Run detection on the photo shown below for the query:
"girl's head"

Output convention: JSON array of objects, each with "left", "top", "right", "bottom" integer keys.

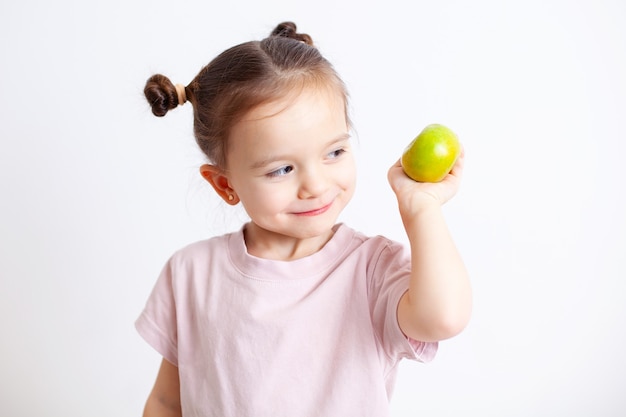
[
  {"left": 144, "top": 22, "right": 350, "bottom": 169},
  {"left": 144, "top": 22, "right": 355, "bottom": 254}
]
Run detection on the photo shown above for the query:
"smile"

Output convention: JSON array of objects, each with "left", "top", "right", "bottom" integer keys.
[{"left": 294, "top": 201, "right": 333, "bottom": 217}]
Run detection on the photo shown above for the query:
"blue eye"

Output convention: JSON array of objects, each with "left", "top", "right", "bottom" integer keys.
[
  {"left": 267, "top": 165, "right": 294, "bottom": 178},
  {"left": 328, "top": 148, "right": 346, "bottom": 159}
]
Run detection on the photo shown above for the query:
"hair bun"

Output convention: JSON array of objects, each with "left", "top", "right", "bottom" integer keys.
[
  {"left": 271, "top": 21, "right": 313, "bottom": 46},
  {"left": 144, "top": 74, "right": 182, "bottom": 117}
]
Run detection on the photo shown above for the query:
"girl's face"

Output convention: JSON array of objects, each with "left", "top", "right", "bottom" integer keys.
[{"left": 222, "top": 87, "right": 356, "bottom": 258}]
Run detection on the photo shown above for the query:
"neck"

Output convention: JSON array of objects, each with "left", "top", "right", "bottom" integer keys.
[{"left": 243, "top": 223, "right": 336, "bottom": 261}]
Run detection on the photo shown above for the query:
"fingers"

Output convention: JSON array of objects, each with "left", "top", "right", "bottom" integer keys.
[
  {"left": 387, "top": 158, "right": 408, "bottom": 192},
  {"left": 448, "top": 146, "right": 465, "bottom": 180}
]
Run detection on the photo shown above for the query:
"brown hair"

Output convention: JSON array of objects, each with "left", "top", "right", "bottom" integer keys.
[{"left": 144, "top": 22, "right": 349, "bottom": 168}]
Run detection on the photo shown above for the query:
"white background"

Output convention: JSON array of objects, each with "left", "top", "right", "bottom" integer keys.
[{"left": 1, "top": 0, "right": 625, "bottom": 416}]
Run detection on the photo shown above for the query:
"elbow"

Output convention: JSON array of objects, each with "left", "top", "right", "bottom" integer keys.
[
  {"left": 416, "top": 309, "right": 471, "bottom": 342},
  {"left": 432, "top": 281, "right": 474, "bottom": 340},
  {"left": 431, "top": 308, "right": 472, "bottom": 340},
  {"left": 434, "top": 294, "right": 473, "bottom": 340},
  {"left": 400, "top": 294, "right": 472, "bottom": 342}
]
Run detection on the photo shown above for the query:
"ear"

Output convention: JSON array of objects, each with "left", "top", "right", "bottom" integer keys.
[{"left": 199, "top": 164, "right": 240, "bottom": 205}]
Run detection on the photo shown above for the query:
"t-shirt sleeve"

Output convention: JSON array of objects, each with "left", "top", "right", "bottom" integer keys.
[
  {"left": 368, "top": 238, "right": 438, "bottom": 363},
  {"left": 135, "top": 259, "right": 179, "bottom": 366}
]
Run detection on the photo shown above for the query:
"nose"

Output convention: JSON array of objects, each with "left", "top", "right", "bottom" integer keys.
[{"left": 297, "top": 166, "right": 327, "bottom": 199}]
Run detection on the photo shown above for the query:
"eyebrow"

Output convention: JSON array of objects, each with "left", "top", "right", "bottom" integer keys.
[{"left": 249, "top": 133, "right": 351, "bottom": 170}]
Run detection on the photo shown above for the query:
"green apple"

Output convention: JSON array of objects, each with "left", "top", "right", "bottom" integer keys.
[{"left": 401, "top": 124, "right": 460, "bottom": 182}]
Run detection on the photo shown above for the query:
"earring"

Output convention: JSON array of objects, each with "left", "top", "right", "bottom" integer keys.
[{"left": 228, "top": 194, "right": 234, "bottom": 201}]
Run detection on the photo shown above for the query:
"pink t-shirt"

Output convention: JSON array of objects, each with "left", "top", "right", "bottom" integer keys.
[{"left": 136, "top": 223, "right": 436, "bottom": 416}]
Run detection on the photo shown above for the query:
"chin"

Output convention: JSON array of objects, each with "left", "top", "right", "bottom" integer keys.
[{"left": 280, "top": 216, "right": 339, "bottom": 240}]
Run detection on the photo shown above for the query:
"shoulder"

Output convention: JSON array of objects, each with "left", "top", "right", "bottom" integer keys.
[
  {"left": 339, "top": 224, "right": 406, "bottom": 257},
  {"left": 151, "top": 230, "right": 243, "bottom": 297},
  {"left": 166, "top": 229, "right": 240, "bottom": 269},
  {"left": 335, "top": 224, "right": 409, "bottom": 270}
]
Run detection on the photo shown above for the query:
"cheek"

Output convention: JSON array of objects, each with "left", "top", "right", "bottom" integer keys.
[
  {"left": 240, "top": 183, "right": 292, "bottom": 214},
  {"left": 337, "top": 158, "right": 357, "bottom": 189}
]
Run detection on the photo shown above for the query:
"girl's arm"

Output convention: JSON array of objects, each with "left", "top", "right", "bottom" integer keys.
[
  {"left": 387, "top": 150, "right": 472, "bottom": 342},
  {"left": 143, "top": 358, "right": 182, "bottom": 417}
]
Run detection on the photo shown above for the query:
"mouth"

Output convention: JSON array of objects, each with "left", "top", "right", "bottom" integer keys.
[{"left": 294, "top": 201, "right": 333, "bottom": 217}]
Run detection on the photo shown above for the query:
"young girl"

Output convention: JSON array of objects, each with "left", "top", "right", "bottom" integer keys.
[{"left": 137, "top": 22, "right": 471, "bottom": 417}]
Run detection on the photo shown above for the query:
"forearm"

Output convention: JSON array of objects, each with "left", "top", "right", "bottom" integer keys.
[
  {"left": 398, "top": 202, "right": 472, "bottom": 342},
  {"left": 143, "top": 359, "right": 182, "bottom": 417},
  {"left": 143, "top": 393, "right": 182, "bottom": 417}
]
